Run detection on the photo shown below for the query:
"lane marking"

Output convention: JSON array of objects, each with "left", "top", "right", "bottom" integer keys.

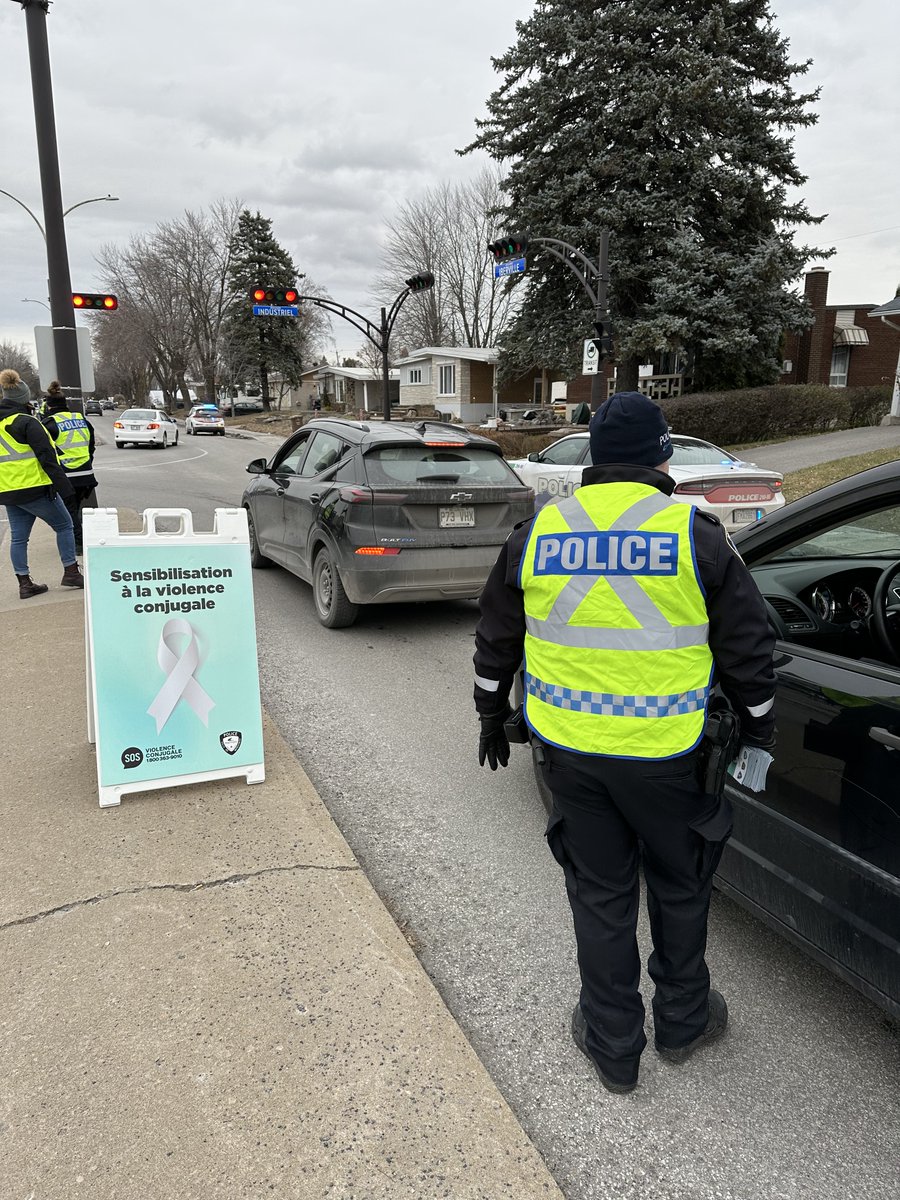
[{"left": 98, "top": 447, "right": 208, "bottom": 470}]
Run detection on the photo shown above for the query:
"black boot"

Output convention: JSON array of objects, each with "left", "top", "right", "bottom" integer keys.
[
  {"left": 16, "top": 574, "right": 49, "bottom": 599},
  {"left": 60, "top": 563, "right": 85, "bottom": 589}
]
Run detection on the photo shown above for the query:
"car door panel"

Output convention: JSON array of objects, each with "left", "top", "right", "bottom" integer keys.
[{"left": 719, "top": 646, "right": 900, "bottom": 1017}]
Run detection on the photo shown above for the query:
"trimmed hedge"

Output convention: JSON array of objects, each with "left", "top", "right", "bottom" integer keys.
[
  {"left": 658, "top": 385, "right": 891, "bottom": 445},
  {"left": 477, "top": 385, "right": 891, "bottom": 454}
]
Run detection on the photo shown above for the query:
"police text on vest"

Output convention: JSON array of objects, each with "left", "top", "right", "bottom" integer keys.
[{"left": 534, "top": 531, "right": 678, "bottom": 576}]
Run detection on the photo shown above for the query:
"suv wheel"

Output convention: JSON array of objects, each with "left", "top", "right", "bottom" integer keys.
[
  {"left": 246, "top": 510, "right": 271, "bottom": 569},
  {"left": 312, "top": 547, "right": 359, "bottom": 628}
]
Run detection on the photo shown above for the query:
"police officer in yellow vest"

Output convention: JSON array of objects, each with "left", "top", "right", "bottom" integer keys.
[
  {"left": 0, "top": 368, "right": 83, "bottom": 598},
  {"left": 41, "top": 380, "right": 98, "bottom": 555},
  {"left": 473, "top": 392, "right": 776, "bottom": 1094}
]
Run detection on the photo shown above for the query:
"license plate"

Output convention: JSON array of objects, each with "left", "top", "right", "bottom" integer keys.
[
  {"left": 439, "top": 506, "right": 475, "bottom": 528},
  {"left": 127, "top": 424, "right": 139, "bottom": 430},
  {"left": 733, "top": 508, "right": 762, "bottom": 522}
]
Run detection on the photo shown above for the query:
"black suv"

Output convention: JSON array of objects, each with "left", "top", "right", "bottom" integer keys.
[{"left": 242, "top": 418, "right": 534, "bottom": 627}]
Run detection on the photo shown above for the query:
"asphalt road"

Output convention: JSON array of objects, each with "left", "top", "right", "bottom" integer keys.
[
  {"left": 93, "top": 422, "right": 900, "bottom": 1200},
  {"left": 737, "top": 422, "right": 900, "bottom": 474}
]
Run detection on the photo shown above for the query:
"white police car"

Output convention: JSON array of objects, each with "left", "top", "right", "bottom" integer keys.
[{"left": 507, "top": 433, "right": 784, "bottom": 530}]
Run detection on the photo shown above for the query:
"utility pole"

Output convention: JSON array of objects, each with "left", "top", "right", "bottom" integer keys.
[{"left": 13, "top": 0, "right": 82, "bottom": 398}]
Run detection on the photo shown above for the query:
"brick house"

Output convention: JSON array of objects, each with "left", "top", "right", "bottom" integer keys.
[{"left": 781, "top": 268, "right": 900, "bottom": 390}]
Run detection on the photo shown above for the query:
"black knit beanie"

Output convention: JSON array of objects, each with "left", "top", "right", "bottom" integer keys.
[{"left": 589, "top": 391, "right": 673, "bottom": 467}]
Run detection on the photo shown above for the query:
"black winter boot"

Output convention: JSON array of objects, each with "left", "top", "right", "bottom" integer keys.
[
  {"left": 60, "top": 563, "right": 84, "bottom": 589},
  {"left": 16, "top": 574, "right": 49, "bottom": 599}
]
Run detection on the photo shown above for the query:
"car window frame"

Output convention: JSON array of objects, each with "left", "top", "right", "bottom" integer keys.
[
  {"left": 541, "top": 436, "right": 588, "bottom": 467},
  {"left": 272, "top": 432, "right": 313, "bottom": 477},
  {"left": 299, "top": 431, "right": 349, "bottom": 479}
]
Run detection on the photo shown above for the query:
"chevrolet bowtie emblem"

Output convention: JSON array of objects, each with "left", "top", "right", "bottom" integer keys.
[{"left": 449, "top": 492, "right": 474, "bottom": 502}]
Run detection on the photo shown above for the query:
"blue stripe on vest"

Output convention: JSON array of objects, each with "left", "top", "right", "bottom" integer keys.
[
  {"left": 526, "top": 674, "right": 709, "bottom": 717},
  {"left": 533, "top": 530, "right": 678, "bottom": 576}
]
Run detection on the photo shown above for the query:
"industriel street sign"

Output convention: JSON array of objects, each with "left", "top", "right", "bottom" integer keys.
[
  {"left": 253, "top": 304, "right": 299, "bottom": 318},
  {"left": 493, "top": 256, "right": 527, "bottom": 279},
  {"left": 582, "top": 337, "right": 600, "bottom": 375}
]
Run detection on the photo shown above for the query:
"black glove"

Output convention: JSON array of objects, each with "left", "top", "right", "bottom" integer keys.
[
  {"left": 742, "top": 726, "right": 776, "bottom": 751},
  {"left": 478, "top": 704, "right": 512, "bottom": 771}
]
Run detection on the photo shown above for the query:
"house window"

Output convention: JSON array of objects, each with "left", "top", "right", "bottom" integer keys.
[
  {"left": 829, "top": 346, "right": 850, "bottom": 388},
  {"left": 438, "top": 364, "right": 456, "bottom": 396},
  {"left": 407, "top": 368, "right": 423, "bottom": 385}
]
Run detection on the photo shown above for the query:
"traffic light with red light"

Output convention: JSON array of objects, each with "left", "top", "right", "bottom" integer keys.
[
  {"left": 72, "top": 292, "right": 118, "bottom": 311},
  {"left": 487, "top": 232, "right": 529, "bottom": 262},
  {"left": 404, "top": 272, "right": 435, "bottom": 292},
  {"left": 251, "top": 287, "right": 299, "bottom": 305}
]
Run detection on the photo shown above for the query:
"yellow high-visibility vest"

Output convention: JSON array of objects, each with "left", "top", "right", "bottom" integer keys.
[
  {"left": 0, "top": 414, "right": 52, "bottom": 494},
  {"left": 520, "top": 482, "right": 713, "bottom": 759},
  {"left": 48, "top": 410, "right": 91, "bottom": 469}
]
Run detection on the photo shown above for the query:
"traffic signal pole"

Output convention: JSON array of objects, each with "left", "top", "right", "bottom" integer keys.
[
  {"left": 490, "top": 231, "right": 612, "bottom": 411},
  {"left": 294, "top": 275, "right": 433, "bottom": 421},
  {"left": 14, "top": 0, "right": 82, "bottom": 398}
]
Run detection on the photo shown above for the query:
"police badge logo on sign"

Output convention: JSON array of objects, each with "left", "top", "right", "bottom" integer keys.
[{"left": 219, "top": 730, "right": 242, "bottom": 755}]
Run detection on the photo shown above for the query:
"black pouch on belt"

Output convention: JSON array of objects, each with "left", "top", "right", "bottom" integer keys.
[{"left": 699, "top": 708, "right": 739, "bottom": 798}]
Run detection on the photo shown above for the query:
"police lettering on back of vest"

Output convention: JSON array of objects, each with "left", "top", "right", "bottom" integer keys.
[
  {"left": 49, "top": 410, "right": 91, "bottom": 470},
  {"left": 534, "top": 530, "right": 678, "bottom": 577}
]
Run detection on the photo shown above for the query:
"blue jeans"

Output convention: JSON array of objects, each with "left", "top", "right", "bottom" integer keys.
[{"left": 4, "top": 494, "right": 77, "bottom": 575}]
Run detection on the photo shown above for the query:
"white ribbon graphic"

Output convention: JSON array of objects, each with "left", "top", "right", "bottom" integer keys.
[{"left": 147, "top": 617, "right": 215, "bottom": 734}]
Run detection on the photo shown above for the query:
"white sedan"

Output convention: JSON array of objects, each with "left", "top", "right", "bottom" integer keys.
[
  {"left": 113, "top": 408, "right": 180, "bottom": 449},
  {"left": 507, "top": 433, "right": 784, "bottom": 529}
]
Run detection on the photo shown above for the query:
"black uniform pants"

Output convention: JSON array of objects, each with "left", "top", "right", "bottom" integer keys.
[
  {"left": 541, "top": 742, "right": 732, "bottom": 1084},
  {"left": 64, "top": 483, "right": 96, "bottom": 553}
]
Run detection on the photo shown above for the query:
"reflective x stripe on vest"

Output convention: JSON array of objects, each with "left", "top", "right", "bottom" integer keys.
[
  {"left": 50, "top": 410, "right": 91, "bottom": 469},
  {"left": 0, "top": 414, "right": 52, "bottom": 494},
  {"left": 519, "top": 484, "right": 713, "bottom": 759}
]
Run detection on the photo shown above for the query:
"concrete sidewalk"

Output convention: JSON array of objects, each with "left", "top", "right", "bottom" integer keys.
[{"left": 0, "top": 519, "right": 564, "bottom": 1200}]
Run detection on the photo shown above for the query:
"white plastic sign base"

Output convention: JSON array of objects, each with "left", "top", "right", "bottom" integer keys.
[{"left": 83, "top": 508, "right": 266, "bottom": 807}]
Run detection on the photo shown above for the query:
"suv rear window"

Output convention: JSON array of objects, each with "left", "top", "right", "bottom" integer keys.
[{"left": 363, "top": 445, "right": 520, "bottom": 487}]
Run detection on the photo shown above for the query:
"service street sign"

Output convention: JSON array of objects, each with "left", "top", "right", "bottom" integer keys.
[
  {"left": 493, "top": 256, "right": 527, "bottom": 279},
  {"left": 583, "top": 337, "right": 601, "bottom": 375},
  {"left": 253, "top": 304, "right": 299, "bottom": 318}
]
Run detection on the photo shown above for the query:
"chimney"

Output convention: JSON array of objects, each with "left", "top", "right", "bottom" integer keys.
[{"left": 797, "top": 267, "right": 830, "bottom": 385}]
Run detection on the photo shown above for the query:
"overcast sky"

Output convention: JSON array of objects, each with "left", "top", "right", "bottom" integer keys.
[{"left": 1, "top": 0, "right": 898, "bottom": 367}]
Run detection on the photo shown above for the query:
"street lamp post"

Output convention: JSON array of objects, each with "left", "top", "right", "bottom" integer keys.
[
  {"left": 294, "top": 275, "right": 434, "bottom": 421},
  {"left": 0, "top": 188, "right": 118, "bottom": 244},
  {"left": 8, "top": 0, "right": 118, "bottom": 398}
]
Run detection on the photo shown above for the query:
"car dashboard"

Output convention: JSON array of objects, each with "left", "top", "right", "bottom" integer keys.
[{"left": 752, "top": 558, "right": 899, "bottom": 657}]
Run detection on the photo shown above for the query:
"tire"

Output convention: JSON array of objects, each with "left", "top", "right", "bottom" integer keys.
[
  {"left": 246, "top": 510, "right": 272, "bottom": 569},
  {"left": 312, "top": 547, "right": 359, "bottom": 628},
  {"left": 219, "top": 430, "right": 225, "bottom": 436},
  {"left": 186, "top": 426, "right": 192, "bottom": 435},
  {"left": 115, "top": 441, "right": 124, "bottom": 449},
  {"left": 174, "top": 433, "right": 179, "bottom": 446},
  {"left": 161, "top": 434, "right": 168, "bottom": 448}
]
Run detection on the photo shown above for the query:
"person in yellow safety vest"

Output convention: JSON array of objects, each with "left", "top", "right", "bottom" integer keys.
[
  {"left": 41, "top": 380, "right": 98, "bottom": 555},
  {"left": 473, "top": 391, "right": 776, "bottom": 1094},
  {"left": 0, "top": 368, "right": 83, "bottom": 599}
]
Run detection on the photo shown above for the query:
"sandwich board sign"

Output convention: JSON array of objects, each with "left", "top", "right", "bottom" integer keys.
[{"left": 83, "top": 507, "right": 265, "bottom": 807}]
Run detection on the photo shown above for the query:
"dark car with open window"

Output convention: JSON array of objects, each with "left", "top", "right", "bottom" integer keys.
[{"left": 242, "top": 417, "right": 535, "bottom": 628}]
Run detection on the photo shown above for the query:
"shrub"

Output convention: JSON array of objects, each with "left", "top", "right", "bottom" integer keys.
[{"left": 659, "top": 385, "right": 891, "bottom": 445}]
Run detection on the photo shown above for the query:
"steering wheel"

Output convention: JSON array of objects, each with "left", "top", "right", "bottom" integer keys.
[{"left": 870, "top": 560, "right": 900, "bottom": 665}]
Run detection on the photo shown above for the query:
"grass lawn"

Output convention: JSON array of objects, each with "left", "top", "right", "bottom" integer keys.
[{"left": 783, "top": 448, "right": 900, "bottom": 502}]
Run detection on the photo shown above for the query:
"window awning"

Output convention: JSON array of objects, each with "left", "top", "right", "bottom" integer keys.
[{"left": 833, "top": 326, "right": 870, "bottom": 347}]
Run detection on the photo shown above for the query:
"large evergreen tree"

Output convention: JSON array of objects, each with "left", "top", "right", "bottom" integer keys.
[
  {"left": 463, "top": 0, "right": 828, "bottom": 392},
  {"left": 224, "top": 211, "right": 306, "bottom": 409}
]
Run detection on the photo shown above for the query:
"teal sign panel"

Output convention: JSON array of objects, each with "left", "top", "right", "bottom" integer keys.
[{"left": 86, "top": 542, "right": 264, "bottom": 789}]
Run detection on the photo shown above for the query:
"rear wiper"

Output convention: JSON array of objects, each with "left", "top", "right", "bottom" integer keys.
[{"left": 417, "top": 473, "right": 461, "bottom": 482}]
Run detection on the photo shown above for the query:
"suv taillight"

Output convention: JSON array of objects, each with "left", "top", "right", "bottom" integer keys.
[{"left": 339, "top": 487, "right": 374, "bottom": 503}]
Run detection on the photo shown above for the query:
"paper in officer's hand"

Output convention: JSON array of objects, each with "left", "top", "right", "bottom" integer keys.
[{"left": 728, "top": 744, "right": 773, "bottom": 793}]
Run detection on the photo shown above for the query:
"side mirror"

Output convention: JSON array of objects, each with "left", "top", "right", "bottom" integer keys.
[
  {"left": 245, "top": 458, "right": 268, "bottom": 474},
  {"left": 527, "top": 452, "right": 541, "bottom": 462}
]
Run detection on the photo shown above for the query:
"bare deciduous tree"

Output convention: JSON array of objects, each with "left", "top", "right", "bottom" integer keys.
[{"left": 373, "top": 166, "right": 518, "bottom": 352}]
